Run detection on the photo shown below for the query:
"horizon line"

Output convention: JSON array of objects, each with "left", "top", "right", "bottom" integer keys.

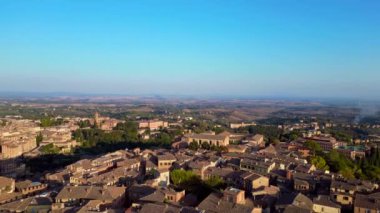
[{"left": 0, "top": 90, "right": 379, "bottom": 103}]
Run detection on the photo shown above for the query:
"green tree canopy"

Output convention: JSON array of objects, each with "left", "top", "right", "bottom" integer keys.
[
  {"left": 189, "top": 141, "right": 199, "bottom": 151},
  {"left": 36, "top": 133, "right": 43, "bottom": 147},
  {"left": 40, "top": 143, "right": 60, "bottom": 154},
  {"left": 201, "top": 142, "right": 211, "bottom": 150},
  {"left": 170, "top": 169, "right": 199, "bottom": 186},
  {"left": 310, "top": 156, "right": 329, "bottom": 170},
  {"left": 304, "top": 140, "right": 322, "bottom": 156}
]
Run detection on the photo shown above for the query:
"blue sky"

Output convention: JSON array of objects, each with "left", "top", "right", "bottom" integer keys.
[{"left": 0, "top": 0, "right": 379, "bottom": 99}]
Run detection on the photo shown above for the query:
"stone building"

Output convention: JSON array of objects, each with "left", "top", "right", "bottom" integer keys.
[
  {"left": 138, "top": 120, "right": 168, "bottom": 130},
  {"left": 184, "top": 131, "right": 230, "bottom": 147}
]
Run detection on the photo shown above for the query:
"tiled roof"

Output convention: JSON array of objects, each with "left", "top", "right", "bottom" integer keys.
[
  {"left": 56, "top": 186, "right": 125, "bottom": 201},
  {"left": 354, "top": 193, "right": 380, "bottom": 210},
  {"left": 313, "top": 195, "right": 340, "bottom": 208},
  {"left": 197, "top": 192, "right": 255, "bottom": 213}
]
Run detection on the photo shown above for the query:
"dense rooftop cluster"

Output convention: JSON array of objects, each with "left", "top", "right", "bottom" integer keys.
[{"left": 0, "top": 111, "right": 380, "bottom": 212}]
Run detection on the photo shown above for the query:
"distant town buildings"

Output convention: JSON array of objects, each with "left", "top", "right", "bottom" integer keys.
[
  {"left": 0, "top": 109, "right": 379, "bottom": 213},
  {"left": 243, "top": 134, "right": 265, "bottom": 148},
  {"left": 92, "top": 112, "right": 120, "bottom": 131},
  {"left": 138, "top": 120, "right": 168, "bottom": 130},
  {"left": 305, "top": 135, "right": 339, "bottom": 152},
  {"left": 230, "top": 122, "right": 256, "bottom": 129},
  {"left": 40, "top": 126, "right": 78, "bottom": 153},
  {"left": 0, "top": 119, "right": 39, "bottom": 159}
]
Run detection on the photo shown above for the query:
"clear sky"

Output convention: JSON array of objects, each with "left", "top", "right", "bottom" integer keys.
[{"left": 0, "top": 0, "right": 379, "bottom": 99}]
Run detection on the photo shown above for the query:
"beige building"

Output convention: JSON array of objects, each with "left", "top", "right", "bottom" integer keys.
[
  {"left": 243, "top": 134, "right": 265, "bottom": 147},
  {"left": 230, "top": 122, "right": 256, "bottom": 129},
  {"left": 330, "top": 181, "right": 356, "bottom": 205},
  {"left": 0, "top": 137, "right": 37, "bottom": 158},
  {"left": 247, "top": 173, "right": 269, "bottom": 190},
  {"left": 0, "top": 119, "right": 40, "bottom": 159},
  {"left": 41, "top": 127, "right": 78, "bottom": 153},
  {"left": 198, "top": 187, "right": 262, "bottom": 213},
  {"left": 305, "top": 136, "right": 338, "bottom": 152},
  {"left": 138, "top": 120, "right": 168, "bottom": 130},
  {"left": 163, "top": 188, "right": 185, "bottom": 203},
  {"left": 239, "top": 172, "right": 269, "bottom": 195},
  {"left": 240, "top": 158, "right": 276, "bottom": 175},
  {"left": 0, "top": 176, "right": 15, "bottom": 194},
  {"left": 223, "top": 187, "right": 246, "bottom": 205},
  {"left": 92, "top": 112, "right": 120, "bottom": 131},
  {"left": 354, "top": 193, "right": 380, "bottom": 213},
  {"left": 184, "top": 131, "right": 230, "bottom": 147},
  {"left": 54, "top": 186, "right": 126, "bottom": 209},
  {"left": 152, "top": 169, "right": 170, "bottom": 187},
  {"left": 156, "top": 153, "right": 176, "bottom": 170},
  {"left": 189, "top": 160, "right": 216, "bottom": 180},
  {"left": 227, "top": 144, "right": 248, "bottom": 153},
  {"left": 15, "top": 180, "right": 47, "bottom": 195},
  {"left": 313, "top": 195, "right": 341, "bottom": 213}
]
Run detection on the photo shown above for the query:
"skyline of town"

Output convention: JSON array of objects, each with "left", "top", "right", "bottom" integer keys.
[
  {"left": 1, "top": 0, "right": 380, "bottom": 99},
  {"left": 1, "top": 1, "right": 380, "bottom": 212},
  {"left": 1, "top": 100, "right": 380, "bottom": 212}
]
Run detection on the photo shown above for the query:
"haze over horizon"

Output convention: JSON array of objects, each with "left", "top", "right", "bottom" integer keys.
[{"left": 1, "top": 0, "right": 379, "bottom": 99}]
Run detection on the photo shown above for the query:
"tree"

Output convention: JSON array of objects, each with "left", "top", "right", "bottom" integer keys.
[
  {"left": 40, "top": 116, "right": 64, "bottom": 127},
  {"left": 218, "top": 146, "right": 228, "bottom": 153},
  {"left": 170, "top": 170, "right": 199, "bottom": 186},
  {"left": 326, "top": 150, "right": 356, "bottom": 179},
  {"left": 212, "top": 127, "right": 225, "bottom": 134},
  {"left": 205, "top": 176, "right": 225, "bottom": 190},
  {"left": 357, "top": 147, "right": 380, "bottom": 181},
  {"left": 310, "top": 156, "right": 329, "bottom": 170},
  {"left": 36, "top": 133, "right": 43, "bottom": 147},
  {"left": 201, "top": 142, "right": 211, "bottom": 150},
  {"left": 289, "top": 132, "right": 301, "bottom": 141},
  {"left": 304, "top": 140, "right": 322, "bottom": 156},
  {"left": 210, "top": 144, "right": 218, "bottom": 151},
  {"left": 340, "top": 167, "right": 356, "bottom": 180},
  {"left": 116, "top": 121, "right": 139, "bottom": 142},
  {"left": 246, "top": 125, "right": 282, "bottom": 140},
  {"left": 170, "top": 169, "right": 219, "bottom": 201},
  {"left": 78, "top": 120, "right": 91, "bottom": 128},
  {"left": 40, "top": 117, "right": 55, "bottom": 127},
  {"left": 40, "top": 143, "right": 60, "bottom": 154},
  {"left": 281, "top": 130, "right": 302, "bottom": 141},
  {"left": 189, "top": 141, "right": 199, "bottom": 151},
  {"left": 156, "top": 132, "right": 172, "bottom": 147},
  {"left": 270, "top": 138, "right": 280, "bottom": 146}
]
